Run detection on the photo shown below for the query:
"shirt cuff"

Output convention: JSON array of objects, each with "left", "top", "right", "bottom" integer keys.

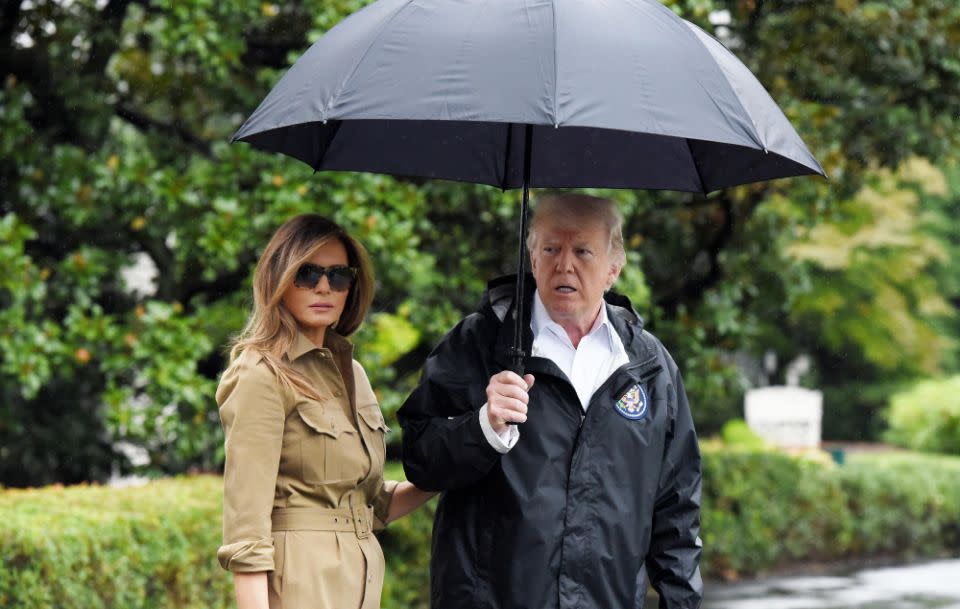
[
  {"left": 478, "top": 403, "right": 519, "bottom": 454},
  {"left": 372, "top": 479, "right": 400, "bottom": 532},
  {"left": 217, "top": 538, "right": 274, "bottom": 572}
]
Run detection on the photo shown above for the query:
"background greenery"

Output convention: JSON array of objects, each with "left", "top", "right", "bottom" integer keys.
[
  {"left": 3, "top": 0, "right": 960, "bottom": 486},
  {"left": 885, "top": 375, "right": 960, "bottom": 454},
  {"left": 3, "top": 451, "right": 959, "bottom": 609},
  {"left": 3, "top": 3, "right": 960, "bottom": 608}
]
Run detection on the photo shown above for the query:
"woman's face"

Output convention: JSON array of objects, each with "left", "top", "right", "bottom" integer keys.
[{"left": 281, "top": 238, "right": 351, "bottom": 343}]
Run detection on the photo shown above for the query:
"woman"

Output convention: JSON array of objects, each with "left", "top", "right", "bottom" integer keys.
[{"left": 216, "top": 214, "right": 433, "bottom": 609}]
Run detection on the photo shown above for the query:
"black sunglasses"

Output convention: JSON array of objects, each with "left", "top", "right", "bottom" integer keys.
[{"left": 293, "top": 264, "right": 358, "bottom": 292}]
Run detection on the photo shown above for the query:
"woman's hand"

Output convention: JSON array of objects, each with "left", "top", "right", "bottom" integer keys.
[{"left": 386, "top": 481, "right": 437, "bottom": 524}]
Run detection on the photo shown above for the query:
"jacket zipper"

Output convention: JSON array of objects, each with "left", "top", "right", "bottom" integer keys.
[{"left": 561, "top": 356, "right": 660, "bottom": 600}]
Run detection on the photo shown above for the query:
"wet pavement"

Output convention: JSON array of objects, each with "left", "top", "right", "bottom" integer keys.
[{"left": 702, "top": 559, "right": 960, "bottom": 609}]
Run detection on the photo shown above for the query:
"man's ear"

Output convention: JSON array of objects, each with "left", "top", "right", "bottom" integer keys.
[{"left": 607, "top": 263, "right": 623, "bottom": 289}]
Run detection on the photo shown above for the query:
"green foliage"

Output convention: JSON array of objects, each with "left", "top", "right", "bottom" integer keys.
[
  {"left": 785, "top": 159, "right": 954, "bottom": 375},
  {"left": 0, "top": 477, "right": 230, "bottom": 609},
  {"left": 885, "top": 376, "right": 960, "bottom": 454},
  {"left": 4, "top": 453, "right": 959, "bottom": 607},
  {"left": 701, "top": 446, "right": 852, "bottom": 576},
  {"left": 839, "top": 451, "right": 960, "bottom": 556},
  {"left": 719, "top": 419, "right": 767, "bottom": 450},
  {"left": 924, "top": 158, "right": 960, "bottom": 373},
  {"left": 717, "top": 156, "right": 960, "bottom": 441},
  {"left": 3, "top": 0, "right": 960, "bottom": 484},
  {"left": 700, "top": 447, "right": 960, "bottom": 579}
]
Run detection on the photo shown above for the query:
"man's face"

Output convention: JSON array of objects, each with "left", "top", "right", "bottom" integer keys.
[{"left": 529, "top": 215, "right": 621, "bottom": 329}]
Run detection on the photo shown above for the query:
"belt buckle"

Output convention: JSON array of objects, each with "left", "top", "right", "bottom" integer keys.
[{"left": 351, "top": 503, "right": 370, "bottom": 539}]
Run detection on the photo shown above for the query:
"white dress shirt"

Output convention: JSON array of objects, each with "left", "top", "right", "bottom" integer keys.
[{"left": 479, "top": 290, "right": 629, "bottom": 453}]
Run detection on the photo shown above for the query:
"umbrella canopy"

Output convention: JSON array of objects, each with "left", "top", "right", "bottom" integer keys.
[
  {"left": 233, "top": 0, "right": 825, "bottom": 372},
  {"left": 233, "top": 0, "right": 824, "bottom": 193}
]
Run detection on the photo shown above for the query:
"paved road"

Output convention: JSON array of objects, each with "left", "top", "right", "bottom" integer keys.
[{"left": 701, "top": 559, "right": 960, "bottom": 609}]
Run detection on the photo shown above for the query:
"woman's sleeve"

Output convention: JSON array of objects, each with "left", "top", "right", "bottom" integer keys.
[
  {"left": 216, "top": 358, "right": 286, "bottom": 572},
  {"left": 371, "top": 479, "right": 399, "bottom": 532},
  {"left": 352, "top": 359, "right": 399, "bottom": 532}
]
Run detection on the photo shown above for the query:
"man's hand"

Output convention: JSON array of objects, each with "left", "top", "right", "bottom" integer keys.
[{"left": 486, "top": 371, "right": 535, "bottom": 433}]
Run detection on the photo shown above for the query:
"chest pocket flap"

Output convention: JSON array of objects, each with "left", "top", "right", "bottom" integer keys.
[
  {"left": 297, "top": 404, "right": 354, "bottom": 438},
  {"left": 296, "top": 404, "right": 361, "bottom": 485},
  {"left": 357, "top": 406, "right": 390, "bottom": 434}
]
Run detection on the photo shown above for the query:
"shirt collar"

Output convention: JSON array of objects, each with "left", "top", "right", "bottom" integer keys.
[
  {"left": 285, "top": 329, "right": 352, "bottom": 362},
  {"left": 531, "top": 289, "right": 617, "bottom": 351}
]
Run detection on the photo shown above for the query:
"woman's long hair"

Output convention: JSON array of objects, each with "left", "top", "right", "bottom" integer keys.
[{"left": 227, "top": 214, "right": 374, "bottom": 401}]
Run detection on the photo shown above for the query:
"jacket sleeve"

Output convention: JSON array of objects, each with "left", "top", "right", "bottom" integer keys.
[
  {"left": 216, "top": 357, "right": 286, "bottom": 573},
  {"left": 646, "top": 363, "right": 704, "bottom": 609},
  {"left": 397, "top": 318, "right": 503, "bottom": 492}
]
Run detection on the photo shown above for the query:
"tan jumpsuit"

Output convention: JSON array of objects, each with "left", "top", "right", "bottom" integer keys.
[{"left": 216, "top": 331, "right": 397, "bottom": 609}]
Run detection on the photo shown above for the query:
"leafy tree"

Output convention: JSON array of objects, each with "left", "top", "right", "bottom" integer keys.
[
  {"left": 2, "top": 0, "right": 959, "bottom": 484},
  {"left": 756, "top": 158, "right": 958, "bottom": 439}
]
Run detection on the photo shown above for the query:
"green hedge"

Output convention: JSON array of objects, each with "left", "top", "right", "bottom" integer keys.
[
  {"left": 700, "top": 449, "right": 960, "bottom": 578},
  {"left": 3, "top": 452, "right": 959, "bottom": 608},
  {"left": 0, "top": 478, "right": 230, "bottom": 609},
  {"left": 885, "top": 376, "right": 960, "bottom": 454}
]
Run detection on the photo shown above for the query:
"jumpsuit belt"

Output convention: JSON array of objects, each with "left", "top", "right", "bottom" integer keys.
[{"left": 271, "top": 506, "right": 374, "bottom": 539}]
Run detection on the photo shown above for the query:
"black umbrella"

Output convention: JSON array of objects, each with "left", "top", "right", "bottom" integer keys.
[{"left": 233, "top": 0, "right": 825, "bottom": 373}]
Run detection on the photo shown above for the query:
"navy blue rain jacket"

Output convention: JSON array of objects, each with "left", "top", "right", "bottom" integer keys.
[{"left": 398, "top": 276, "right": 703, "bottom": 609}]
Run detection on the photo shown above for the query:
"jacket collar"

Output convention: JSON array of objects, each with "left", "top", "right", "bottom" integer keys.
[
  {"left": 484, "top": 274, "right": 647, "bottom": 372},
  {"left": 285, "top": 329, "right": 357, "bottom": 410},
  {"left": 285, "top": 329, "right": 353, "bottom": 362}
]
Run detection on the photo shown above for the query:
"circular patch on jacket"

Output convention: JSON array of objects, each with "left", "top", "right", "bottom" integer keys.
[{"left": 614, "top": 383, "right": 648, "bottom": 420}]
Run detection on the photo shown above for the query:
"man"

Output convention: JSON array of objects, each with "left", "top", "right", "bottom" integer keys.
[{"left": 398, "top": 194, "right": 702, "bottom": 609}]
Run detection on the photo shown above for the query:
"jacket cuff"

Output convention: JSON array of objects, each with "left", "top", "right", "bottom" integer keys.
[
  {"left": 372, "top": 479, "right": 400, "bottom": 532},
  {"left": 217, "top": 539, "right": 274, "bottom": 572}
]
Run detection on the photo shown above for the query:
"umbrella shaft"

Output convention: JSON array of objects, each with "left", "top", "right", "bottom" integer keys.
[{"left": 510, "top": 125, "right": 534, "bottom": 376}]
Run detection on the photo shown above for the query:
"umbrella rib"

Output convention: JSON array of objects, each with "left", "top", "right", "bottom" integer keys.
[
  {"left": 683, "top": 21, "right": 766, "bottom": 152},
  {"left": 684, "top": 137, "right": 707, "bottom": 194},
  {"left": 551, "top": 0, "right": 559, "bottom": 126},
  {"left": 502, "top": 123, "right": 514, "bottom": 191},
  {"left": 314, "top": 121, "right": 343, "bottom": 171},
  {"left": 325, "top": 0, "right": 416, "bottom": 119}
]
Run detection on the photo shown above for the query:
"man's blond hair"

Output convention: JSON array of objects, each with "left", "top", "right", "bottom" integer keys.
[{"left": 526, "top": 194, "right": 626, "bottom": 267}]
